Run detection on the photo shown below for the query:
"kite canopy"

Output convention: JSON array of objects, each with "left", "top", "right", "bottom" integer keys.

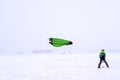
[{"left": 49, "top": 38, "right": 73, "bottom": 47}]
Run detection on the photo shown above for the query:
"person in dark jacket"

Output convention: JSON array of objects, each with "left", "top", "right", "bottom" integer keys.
[{"left": 98, "top": 49, "right": 109, "bottom": 68}]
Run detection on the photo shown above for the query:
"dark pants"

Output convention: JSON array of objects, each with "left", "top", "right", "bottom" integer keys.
[{"left": 98, "top": 57, "right": 109, "bottom": 68}]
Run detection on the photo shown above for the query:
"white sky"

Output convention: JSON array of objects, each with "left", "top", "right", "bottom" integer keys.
[{"left": 0, "top": 0, "right": 120, "bottom": 53}]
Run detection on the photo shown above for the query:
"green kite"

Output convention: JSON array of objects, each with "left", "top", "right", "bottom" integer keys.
[{"left": 49, "top": 38, "right": 73, "bottom": 47}]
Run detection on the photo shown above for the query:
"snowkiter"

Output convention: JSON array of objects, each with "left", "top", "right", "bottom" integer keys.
[{"left": 98, "top": 49, "right": 109, "bottom": 68}]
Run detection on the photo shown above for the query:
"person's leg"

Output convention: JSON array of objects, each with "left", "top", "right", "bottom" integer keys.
[
  {"left": 104, "top": 59, "right": 109, "bottom": 68},
  {"left": 98, "top": 59, "right": 102, "bottom": 68}
]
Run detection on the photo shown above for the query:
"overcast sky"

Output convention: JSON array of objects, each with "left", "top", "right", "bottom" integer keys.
[{"left": 0, "top": 0, "right": 120, "bottom": 53}]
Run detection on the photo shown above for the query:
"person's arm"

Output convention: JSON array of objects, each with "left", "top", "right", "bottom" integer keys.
[
  {"left": 104, "top": 52, "right": 106, "bottom": 57},
  {"left": 98, "top": 52, "right": 100, "bottom": 58}
]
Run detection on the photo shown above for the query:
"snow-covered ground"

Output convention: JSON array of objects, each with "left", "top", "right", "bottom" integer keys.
[{"left": 0, "top": 52, "right": 119, "bottom": 80}]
